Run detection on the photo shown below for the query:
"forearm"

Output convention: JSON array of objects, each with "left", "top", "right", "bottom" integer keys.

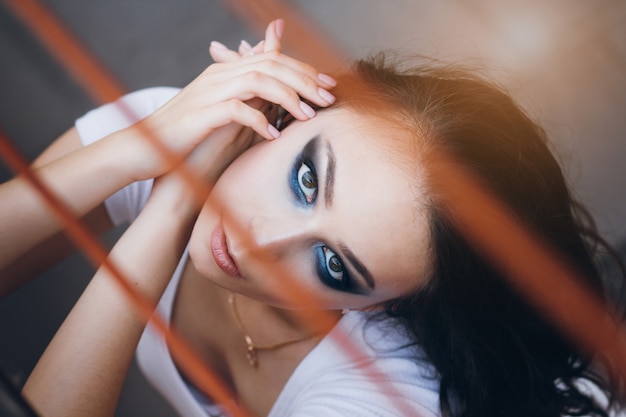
[
  {"left": 0, "top": 129, "right": 138, "bottom": 272},
  {"left": 0, "top": 206, "right": 112, "bottom": 297},
  {"left": 22, "top": 183, "right": 197, "bottom": 417}
]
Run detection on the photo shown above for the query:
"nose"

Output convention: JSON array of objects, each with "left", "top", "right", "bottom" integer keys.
[{"left": 244, "top": 214, "right": 313, "bottom": 260}]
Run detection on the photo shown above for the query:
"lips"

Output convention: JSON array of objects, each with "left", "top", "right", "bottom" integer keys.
[{"left": 211, "top": 225, "right": 241, "bottom": 277}]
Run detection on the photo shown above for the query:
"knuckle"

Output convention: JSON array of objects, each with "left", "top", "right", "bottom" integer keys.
[
  {"left": 224, "top": 99, "right": 242, "bottom": 113},
  {"left": 265, "top": 50, "right": 281, "bottom": 60},
  {"left": 253, "top": 111, "right": 267, "bottom": 126},
  {"left": 299, "top": 73, "right": 316, "bottom": 90},
  {"left": 260, "top": 58, "right": 278, "bottom": 72},
  {"left": 244, "top": 70, "right": 264, "bottom": 83},
  {"left": 300, "top": 63, "right": 316, "bottom": 75},
  {"left": 274, "top": 84, "right": 298, "bottom": 105},
  {"left": 206, "top": 62, "right": 223, "bottom": 73},
  {"left": 287, "top": 89, "right": 301, "bottom": 104}
]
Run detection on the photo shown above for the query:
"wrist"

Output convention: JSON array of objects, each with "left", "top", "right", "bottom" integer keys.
[
  {"left": 103, "top": 123, "right": 171, "bottom": 184},
  {"left": 147, "top": 172, "right": 207, "bottom": 221}
]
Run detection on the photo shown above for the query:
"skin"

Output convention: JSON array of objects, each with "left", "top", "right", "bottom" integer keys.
[
  {"left": 171, "top": 108, "right": 432, "bottom": 415},
  {"left": 188, "top": 108, "right": 431, "bottom": 310},
  {"left": 2, "top": 19, "right": 430, "bottom": 417}
]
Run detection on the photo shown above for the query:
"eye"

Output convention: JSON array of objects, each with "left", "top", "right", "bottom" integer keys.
[
  {"left": 316, "top": 246, "right": 350, "bottom": 291},
  {"left": 297, "top": 162, "right": 317, "bottom": 203}
]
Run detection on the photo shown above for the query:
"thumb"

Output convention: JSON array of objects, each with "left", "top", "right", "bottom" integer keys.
[{"left": 263, "top": 19, "right": 284, "bottom": 53}]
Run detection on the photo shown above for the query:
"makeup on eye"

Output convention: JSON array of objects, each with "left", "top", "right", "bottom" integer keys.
[
  {"left": 289, "top": 135, "right": 320, "bottom": 206},
  {"left": 296, "top": 163, "right": 317, "bottom": 203},
  {"left": 315, "top": 245, "right": 351, "bottom": 291},
  {"left": 288, "top": 135, "right": 376, "bottom": 295}
]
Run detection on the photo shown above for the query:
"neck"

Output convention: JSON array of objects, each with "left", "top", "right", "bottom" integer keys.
[
  {"left": 184, "top": 261, "right": 340, "bottom": 348},
  {"left": 231, "top": 292, "right": 341, "bottom": 344}
]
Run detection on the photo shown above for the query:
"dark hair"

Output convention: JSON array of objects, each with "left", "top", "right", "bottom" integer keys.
[{"left": 332, "top": 54, "right": 624, "bottom": 417}]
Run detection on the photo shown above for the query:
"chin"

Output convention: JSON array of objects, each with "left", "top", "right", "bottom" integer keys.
[{"left": 187, "top": 236, "right": 214, "bottom": 278}]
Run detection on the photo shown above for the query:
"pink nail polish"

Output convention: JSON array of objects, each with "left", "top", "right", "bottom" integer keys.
[
  {"left": 240, "top": 39, "right": 252, "bottom": 51},
  {"left": 210, "top": 41, "right": 228, "bottom": 50},
  {"left": 318, "top": 88, "right": 336, "bottom": 105},
  {"left": 268, "top": 124, "right": 280, "bottom": 139},
  {"left": 299, "top": 101, "right": 316, "bottom": 118},
  {"left": 318, "top": 73, "right": 337, "bottom": 87},
  {"left": 275, "top": 19, "right": 285, "bottom": 39}
]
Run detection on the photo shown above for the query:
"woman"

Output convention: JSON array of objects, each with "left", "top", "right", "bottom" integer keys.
[{"left": 1, "top": 19, "right": 621, "bottom": 417}]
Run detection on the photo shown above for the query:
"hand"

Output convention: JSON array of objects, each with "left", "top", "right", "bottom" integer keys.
[
  {"left": 130, "top": 19, "right": 336, "bottom": 185},
  {"left": 209, "top": 18, "right": 285, "bottom": 63},
  {"left": 209, "top": 20, "right": 285, "bottom": 129},
  {"left": 210, "top": 19, "right": 324, "bottom": 126}
]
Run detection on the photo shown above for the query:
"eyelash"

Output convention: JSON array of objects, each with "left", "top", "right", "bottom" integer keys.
[
  {"left": 290, "top": 155, "right": 351, "bottom": 291},
  {"left": 316, "top": 246, "right": 349, "bottom": 291},
  {"left": 290, "top": 156, "right": 317, "bottom": 205}
]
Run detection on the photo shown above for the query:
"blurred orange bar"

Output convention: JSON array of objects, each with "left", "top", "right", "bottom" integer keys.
[{"left": 2, "top": 0, "right": 624, "bottom": 414}]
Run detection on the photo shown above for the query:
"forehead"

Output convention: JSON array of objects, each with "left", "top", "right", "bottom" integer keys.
[{"left": 317, "top": 109, "right": 432, "bottom": 298}]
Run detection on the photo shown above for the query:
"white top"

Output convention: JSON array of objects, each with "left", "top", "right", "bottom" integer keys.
[{"left": 75, "top": 88, "right": 441, "bottom": 417}]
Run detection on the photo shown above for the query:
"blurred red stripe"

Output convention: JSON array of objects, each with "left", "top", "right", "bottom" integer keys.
[{"left": 2, "top": 0, "right": 623, "bottom": 414}]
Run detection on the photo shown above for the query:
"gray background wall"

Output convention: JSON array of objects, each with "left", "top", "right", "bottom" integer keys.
[{"left": 1, "top": 1, "right": 624, "bottom": 416}]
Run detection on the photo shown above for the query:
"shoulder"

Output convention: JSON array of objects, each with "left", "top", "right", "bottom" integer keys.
[
  {"left": 75, "top": 87, "right": 180, "bottom": 147},
  {"left": 75, "top": 87, "right": 180, "bottom": 223},
  {"left": 271, "top": 312, "right": 441, "bottom": 417}
]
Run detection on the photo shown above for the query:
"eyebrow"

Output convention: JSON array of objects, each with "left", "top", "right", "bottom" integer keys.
[
  {"left": 324, "top": 141, "right": 336, "bottom": 208},
  {"left": 339, "top": 243, "right": 376, "bottom": 290},
  {"left": 318, "top": 137, "right": 375, "bottom": 292}
]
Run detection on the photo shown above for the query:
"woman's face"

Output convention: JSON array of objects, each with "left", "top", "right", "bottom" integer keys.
[{"left": 189, "top": 108, "right": 431, "bottom": 310}]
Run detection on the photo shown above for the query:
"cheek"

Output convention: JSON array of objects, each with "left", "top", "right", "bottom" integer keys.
[
  {"left": 213, "top": 144, "right": 279, "bottom": 198},
  {"left": 211, "top": 157, "right": 294, "bottom": 222},
  {"left": 187, "top": 204, "right": 219, "bottom": 274}
]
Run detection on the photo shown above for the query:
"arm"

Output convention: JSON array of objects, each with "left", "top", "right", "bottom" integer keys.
[
  {"left": 0, "top": 117, "right": 182, "bottom": 298},
  {"left": 21, "top": 174, "right": 196, "bottom": 417},
  {"left": 0, "top": 20, "right": 332, "bottom": 290},
  {"left": 0, "top": 127, "right": 137, "bottom": 275},
  {"left": 0, "top": 127, "right": 113, "bottom": 296},
  {"left": 21, "top": 19, "right": 336, "bottom": 417}
]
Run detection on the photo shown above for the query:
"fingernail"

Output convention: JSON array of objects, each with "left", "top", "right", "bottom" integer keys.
[
  {"left": 240, "top": 39, "right": 252, "bottom": 51},
  {"left": 210, "top": 41, "right": 228, "bottom": 50},
  {"left": 318, "top": 73, "right": 337, "bottom": 87},
  {"left": 268, "top": 124, "right": 281, "bottom": 139},
  {"left": 318, "top": 88, "right": 336, "bottom": 105},
  {"left": 275, "top": 19, "right": 285, "bottom": 39},
  {"left": 300, "top": 101, "right": 316, "bottom": 118}
]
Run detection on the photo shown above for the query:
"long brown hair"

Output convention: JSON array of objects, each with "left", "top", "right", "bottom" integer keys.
[{"left": 333, "top": 54, "right": 624, "bottom": 417}]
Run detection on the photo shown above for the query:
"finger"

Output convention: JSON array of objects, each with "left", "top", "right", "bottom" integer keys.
[
  {"left": 251, "top": 100, "right": 278, "bottom": 125},
  {"left": 263, "top": 19, "right": 283, "bottom": 53},
  {"left": 208, "top": 51, "right": 337, "bottom": 90},
  {"left": 187, "top": 99, "right": 279, "bottom": 142},
  {"left": 239, "top": 40, "right": 253, "bottom": 56},
  {"left": 251, "top": 40, "right": 265, "bottom": 55},
  {"left": 207, "top": 59, "right": 336, "bottom": 108},
  {"left": 209, "top": 41, "right": 241, "bottom": 63},
  {"left": 203, "top": 99, "right": 280, "bottom": 140},
  {"left": 206, "top": 72, "right": 320, "bottom": 122}
]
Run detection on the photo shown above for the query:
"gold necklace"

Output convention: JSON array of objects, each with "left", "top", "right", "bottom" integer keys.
[{"left": 227, "top": 292, "right": 315, "bottom": 367}]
